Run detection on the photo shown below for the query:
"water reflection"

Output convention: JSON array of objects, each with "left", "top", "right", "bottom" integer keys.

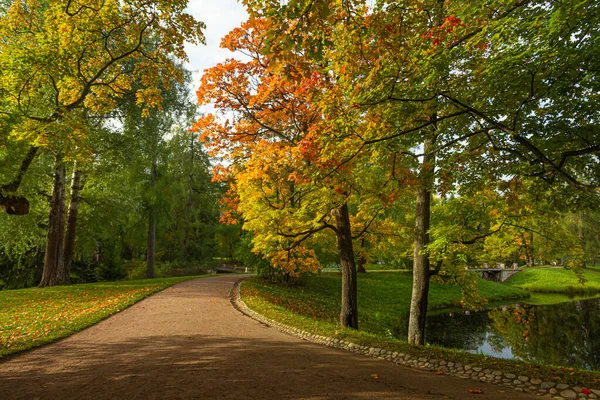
[{"left": 424, "top": 298, "right": 600, "bottom": 371}]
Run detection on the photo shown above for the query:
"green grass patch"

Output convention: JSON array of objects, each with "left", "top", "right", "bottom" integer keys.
[
  {"left": 0, "top": 275, "right": 207, "bottom": 358},
  {"left": 507, "top": 267, "right": 600, "bottom": 294},
  {"left": 364, "top": 263, "right": 409, "bottom": 271},
  {"left": 241, "top": 273, "right": 600, "bottom": 387},
  {"left": 244, "top": 272, "right": 527, "bottom": 338},
  {"left": 524, "top": 292, "right": 600, "bottom": 306}
]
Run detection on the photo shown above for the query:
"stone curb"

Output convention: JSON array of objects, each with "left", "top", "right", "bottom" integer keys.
[{"left": 229, "top": 278, "right": 598, "bottom": 400}]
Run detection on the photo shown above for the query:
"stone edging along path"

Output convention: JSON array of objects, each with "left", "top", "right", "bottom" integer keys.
[{"left": 229, "top": 278, "right": 599, "bottom": 400}]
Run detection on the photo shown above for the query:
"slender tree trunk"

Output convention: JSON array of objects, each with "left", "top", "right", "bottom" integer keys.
[
  {"left": 333, "top": 203, "right": 358, "bottom": 330},
  {"left": 94, "top": 246, "right": 103, "bottom": 266},
  {"left": 408, "top": 138, "right": 435, "bottom": 345},
  {"left": 146, "top": 162, "right": 157, "bottom": 278},
  {"left": 357, "top": 237, "right": 367, "bottom": 273},
  {"left": 40, "top": 154, "right": 67, "bottom": 287},
  {"left": 180, "top": 134, "right": 194, "bottom": 263},
  {"left": 524, "top": 232, "right": 534, "bottom": 267},
  {"left": 62, "top": 165, "right": 84, "bottom": 283},
  {"left": 180, "top": 194, "right": 192, "bottom": 263}
]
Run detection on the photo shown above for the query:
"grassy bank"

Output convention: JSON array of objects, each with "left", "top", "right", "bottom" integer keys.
[
  {"left": 244, "top": 272, "right": 527, "bottom": 338},
  {"left": 241, "top": 273, "right": 600, "bottom": 387},
  {"left": 0, "top": 275, "right": 207, "bottom": 358},
  {"left": 507, "top": 267, "right": 600, "bottom": 293}
]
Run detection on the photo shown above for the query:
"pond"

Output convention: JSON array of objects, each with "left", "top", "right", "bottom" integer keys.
[{"left": 424, "top": 295, "right": 600, "bottom": 371}]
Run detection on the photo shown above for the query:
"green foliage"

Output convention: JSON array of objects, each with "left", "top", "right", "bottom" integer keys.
[
  {"left": 155, "top": 261, "right": 208, "bottom": 278},
  {"left": 0, "top": 275, "right": 208, "bottom": 357},
  {"left": 234, "top": 231, "right": 270, "bottom": 276},
  {"left": 0, "top": 63, "right": 229, "bottom": 289},
  {"left": 0, "top": 144, "right": 54, "bottom": 288},
  {"left": 94, "top": 263, "right": 128, "bottom": 282}
]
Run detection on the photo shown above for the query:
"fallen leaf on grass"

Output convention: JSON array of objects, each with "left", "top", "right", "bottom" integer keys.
[
  {"left": 467, "top": 389, "right": 483, "bottom": 394},
  {"left": 371, "top": 374, "right": 379, "bottom": 380}
]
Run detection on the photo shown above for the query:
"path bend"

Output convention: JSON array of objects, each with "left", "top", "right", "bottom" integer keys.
[{"left": 0, "top": 275, "right": 537, "bottom": 399}]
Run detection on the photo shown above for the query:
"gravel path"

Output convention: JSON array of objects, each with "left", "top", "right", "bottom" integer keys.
[{"left": 0, "top": 275, "right": 537, "bottom": 399}]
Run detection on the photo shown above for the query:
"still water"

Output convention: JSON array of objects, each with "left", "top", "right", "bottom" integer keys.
[{"left": 424, "top": 296, "right": 600, "bottom": 371}]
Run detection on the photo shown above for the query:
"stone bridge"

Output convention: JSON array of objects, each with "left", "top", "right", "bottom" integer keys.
[{"left": 467, "top": 268, "right": 520, "bottom": 282}]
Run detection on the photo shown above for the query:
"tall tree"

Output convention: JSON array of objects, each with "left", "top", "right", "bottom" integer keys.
[{"left": 195, "top": 19, "right": 383, "bottom": 328}]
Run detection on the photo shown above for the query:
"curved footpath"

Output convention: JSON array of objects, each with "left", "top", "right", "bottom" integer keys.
[{"left": 0, "top": 275, "right": 538, "bottom": 399}]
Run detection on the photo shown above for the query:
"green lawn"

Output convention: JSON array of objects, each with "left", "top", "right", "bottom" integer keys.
[
  {"left": 241, "top": 272, "right": 600, "bottom": 386},
  {"left": 243, "top": 272, "right": 527, "bottom": 339},
  {"left": 0, "top": 276, "right": 207, "bottom": 357},
  {"left": 507, "top": 267, "right": 600, "bottom": 293}
]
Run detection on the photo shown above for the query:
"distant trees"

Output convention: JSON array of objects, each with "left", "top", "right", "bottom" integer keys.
[{"left": 0, "top": 101, "right": 223, "bottom": 289}]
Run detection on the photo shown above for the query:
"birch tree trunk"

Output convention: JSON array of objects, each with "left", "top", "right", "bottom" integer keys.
[
  {"left": 62, "top": 165, "right": 84, "bottom": 283},
  {"left": 146, "top": 162, "right": 157, "bottom": 279}
]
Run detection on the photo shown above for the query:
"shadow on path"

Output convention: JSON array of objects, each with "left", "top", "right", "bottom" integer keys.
[{"left": 0, "top": 275, "right": 538, "bottom": 399}]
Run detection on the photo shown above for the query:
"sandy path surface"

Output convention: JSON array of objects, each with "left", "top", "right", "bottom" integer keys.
[{"left": 0, "top": 275, "right": 537, "bottom": 399}]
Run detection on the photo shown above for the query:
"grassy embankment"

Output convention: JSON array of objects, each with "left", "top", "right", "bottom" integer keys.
[
  {"left": 507, "top": 266, "right": 600, "bottom": 294},
  {"left": 241, "top": 271, "right": 600, "bottom": 386},
  {"left": 0, "top": 275, "right": 207, "bottom": 358},
  {"left": 243, "top": 272, "right": 526, "bottom": 339}
]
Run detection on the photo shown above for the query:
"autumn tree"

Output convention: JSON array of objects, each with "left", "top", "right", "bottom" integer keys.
[
  {"left": 195, "top": 18, "right": 405, "bottom": 329},
  {"left": 243, "top": 0, "right": 600, "bottom": 344}
]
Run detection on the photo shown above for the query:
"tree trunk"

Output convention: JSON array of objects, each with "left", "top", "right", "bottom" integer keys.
[
  {"left": 94, "top": 246, "right": 103, "bottom": 266},
  {"left": 62, "top": 166, "right": 84, "bottom": 283},
  {"left": 40, "top": 154, "right": 67, "bottom": 287},
  {"left": 408, "top": 138, "right": 435, "bottom": 345},
  {"left": 524, "top": 232, "right": 534, "bottom": 267},
  {"left": 357, "top": 254, "right": 367, "bottom": 273},
  {"left": 333, "top": 203, "right": 358, "bottom": 330},
  {"left": 146, "top": 162, "right": 157, "bottom": 278},
  {"left": 180, "top": 134, "right": 194, "bottom": 263},
  {"left": 180, "top": 193, "right": 192, "bottom": 263},
  {"left": 357, "top": 237, "right": 367, "bottom": 273}
]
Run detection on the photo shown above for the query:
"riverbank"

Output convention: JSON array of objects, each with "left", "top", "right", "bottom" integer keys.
[
  {"left": 507, "top": 266, "right": 600, "bottom": 293},
  {"left": 238, "top": 276, "right": 600, "bottom": 395},
  {"left": 244, "top": 272, "right": 528, "bottom": 338},
  {"left": 241, "top": 273, "right": 600, "bottom": 382}
]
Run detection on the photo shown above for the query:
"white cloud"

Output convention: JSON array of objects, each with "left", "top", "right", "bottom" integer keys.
[{"left": 184, "top": 0, "right": 249, "bottom": 107}]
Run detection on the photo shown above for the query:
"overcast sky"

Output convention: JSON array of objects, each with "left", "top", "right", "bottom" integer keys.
[{"left": 184, "top": 1, "right": 249, "bottom": 110}]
